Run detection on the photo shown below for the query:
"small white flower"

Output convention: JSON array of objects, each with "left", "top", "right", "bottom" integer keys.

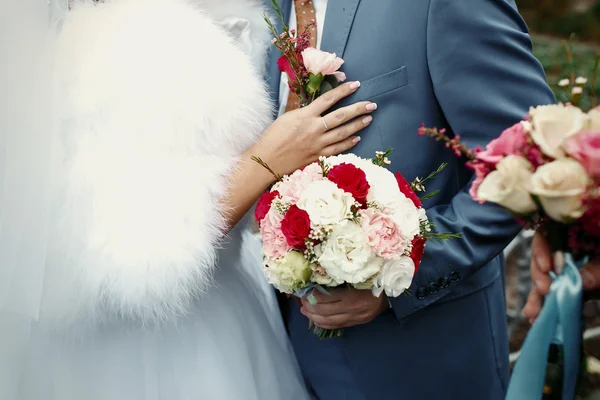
[
  {"left": 575, "top": 76, "right": 588, "bottom": 85},
  {"left": 558, "top": 78, "right": 570, "bottom": 87},
  {"left": 572, "top": 86, "right": 583, "bottom": 95}
]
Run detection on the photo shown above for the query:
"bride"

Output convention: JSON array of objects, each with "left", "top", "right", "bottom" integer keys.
[{"left": 0, "top": 0, "right": 374, "bottom": 399}]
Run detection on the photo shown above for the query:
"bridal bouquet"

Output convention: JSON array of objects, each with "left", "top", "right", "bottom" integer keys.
[
  {"left": 259, "top": 1, "right": 457, "bottom": 340},
  {"left": 254, "top": 151, "right": 457, "bottom": 338},
  {"left": 420, "top": 68, "right": 600, "bottom": 398},
  {"left": 419, "top": 103, "right": 600, "bottom": 259}
]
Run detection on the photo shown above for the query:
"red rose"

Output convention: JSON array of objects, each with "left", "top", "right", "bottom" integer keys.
[
  {"left": 410, "top": 237, "right": 427, "bottom": 273},
  {"left": 281, "top": 205, "right": 311, "bottom": 248},
  {"left": 395, "top": 172, "right": 422, "bottom": 208},
  {"left": 327, "top": 163, "right": 370, "bottom": 206},
  {"left": 255, "top": 191, "right": 279, "bottom": 225},
  {"left": 277, "top": 56, "right": 297, "bottom": 87}
]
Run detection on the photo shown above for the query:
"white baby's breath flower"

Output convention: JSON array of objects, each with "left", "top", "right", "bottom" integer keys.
[
  {"left": 558, "top": 78, "right": 570, "bottom": 87},
  {"left": 572, "top": 86, "right": 583, "bottom": 95},
  {"left": 575, "top": 77, "right": 588, "bottom": 85}
]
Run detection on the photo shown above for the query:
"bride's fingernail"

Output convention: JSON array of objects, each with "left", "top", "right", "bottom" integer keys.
[
  {"left": 362, "top": 116, "right": 373, "bottom": 124},
  {"left": 366, "top": 103, "right": 377, "bottom": 111},
  {"left": 349, "top": 81, "right": 361, "bottom": 90},
  {"left": 352, "top": 136, "right": 361, "bottom": 143}
]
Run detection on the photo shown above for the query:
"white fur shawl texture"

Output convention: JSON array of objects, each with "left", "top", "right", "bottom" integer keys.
[{"left": 45, "top": 0, "right": 272, "bottom": 327}]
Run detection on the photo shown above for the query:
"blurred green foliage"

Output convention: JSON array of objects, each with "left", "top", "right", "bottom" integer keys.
[
  {"left": 531, "top": 35, "right": 599, "bottom": 108},
  {"left": 519, "top": 0, "right": 600, "bottom": 42}
]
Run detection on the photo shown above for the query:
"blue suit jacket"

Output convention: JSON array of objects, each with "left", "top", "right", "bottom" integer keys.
[{"left": 267, "top": 1, "right": 555, "bottom": 399}]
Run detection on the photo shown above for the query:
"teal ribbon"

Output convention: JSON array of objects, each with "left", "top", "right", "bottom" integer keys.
[{"left": 506, "top": 253, "right": 584, "bottom": 399}]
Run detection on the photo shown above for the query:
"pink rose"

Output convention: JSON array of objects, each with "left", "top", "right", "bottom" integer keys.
[
  {"left": 476, "top": 122, "right": 527, "bottom": 165},
  {"left": 301, "top": 48, "right": 346, "bottom": 82},
  {"left": 565, "top": 130, "right": 600, "bottom": 180},
  {"left": 469, "top": 162, "right": 491, "bottom": 203},
  {"left": 273, "top": 163, "right": 324, "bottom": 204},
  {"left": 360, "top": 209, "right": 407, "bottom": 260},
  {"left": 260, "top": 208, "right": 292, "bottom": 259}
]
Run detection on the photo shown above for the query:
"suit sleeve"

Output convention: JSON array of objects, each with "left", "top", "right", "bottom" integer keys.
[{"left": 389, "top": 0, "right": 556, "bottom": 320}]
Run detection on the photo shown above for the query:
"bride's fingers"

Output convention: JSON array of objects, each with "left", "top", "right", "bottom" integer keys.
[
  {"left": 320, "top": 135, "right": 362, "bottom": 157},
  {"left": 305, "top": 81, "right": 361, "bottom": 116},
  {"left": 320, "top": 113, "right": 372, "bottom": 147},
  {"left": 320, "top": 101, "right": 376, "bottom": 132}
]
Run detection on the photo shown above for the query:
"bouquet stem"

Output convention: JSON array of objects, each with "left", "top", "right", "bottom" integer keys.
[{"left": 308, "top": 321, "right": 343, "bottom": 340}]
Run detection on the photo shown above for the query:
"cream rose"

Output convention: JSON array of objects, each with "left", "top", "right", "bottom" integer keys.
[
  {"left": 588, "top": 108, "right": 600, "bottom": 131},
  {"left": 263, "top": 251, "right": 312, "bottom": 294},
  {"left": 530, "top": 158, "right": 591, "bottom": 222},
  {"left": 529, "top": 104, "right": 586, "bottom": 158},
  {"left": 476, "top": 155, "right": 537, "bottom": 214},
  {"left": 372, "top": 257, "right": 415, "bottom": 298},
  {"left": 310, "top": 263, "right": 343, "bottom": 287},
  {"left": 315, "top": 221, "right": 381, "bottom": 284},
  {"left": 297, "top": 180, "right": 354, "bottom": 227}
]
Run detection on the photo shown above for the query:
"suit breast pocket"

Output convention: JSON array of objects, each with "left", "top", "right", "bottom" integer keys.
[{"left": 337, "top": 65, "right": 409, "bottom": 107}]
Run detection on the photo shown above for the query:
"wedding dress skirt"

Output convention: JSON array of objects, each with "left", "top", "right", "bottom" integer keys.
[
  {"left": 10, "top": 227, "right": 309, "bottom": 400},
  {"left": 0, "top": 0, "right": 310, "bottom": 399}
]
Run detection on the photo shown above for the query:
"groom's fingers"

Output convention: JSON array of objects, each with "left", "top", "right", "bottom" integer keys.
[
  {"left": 530, "top": 231, "right": 553, "bottom": 297},
  {"left": 311, "top": 289, "right": 343, "bottom": 304},
  {"left": 301, "top": 298, "right": 344, "bottom": 316},
  {"left": 522, "top": 287, "right": 543, "bottom": 323},
  {"left": 301, "top": 309, "right": 352, "bottom": 329}
]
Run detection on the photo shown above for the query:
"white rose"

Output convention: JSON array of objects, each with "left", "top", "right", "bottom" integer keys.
[
  {"left": 530, "top": 158, "right": 591, "bottom": 222},
  {"left": 264, "top": 251, "right": 312, "bottom": 294},
  {"left": 372, "top": 256, "right": 415, "bottom": 298},
  {"left": 588, "top": 108, "right": 600, "bottom": 131},
  {"left": 477, "top": 155, "right": 537, "bottom": 214},
  {"left": 297, "top": 180, "right": 354, "bottom": 226},
  {"left": 315, "top": 221, "right": 381, "bottom": 284},
  {"left": 529, "top": 104, "right": 586, "bottom": 158}
]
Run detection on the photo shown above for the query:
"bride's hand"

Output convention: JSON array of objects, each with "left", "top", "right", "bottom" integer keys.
[{"left": 251, "top": 81, "right": 375, "bottom": 176}]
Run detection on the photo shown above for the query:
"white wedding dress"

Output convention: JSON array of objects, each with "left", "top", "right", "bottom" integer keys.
[{"left": 0, "top": 0, "right": 310, "bottom": 399}]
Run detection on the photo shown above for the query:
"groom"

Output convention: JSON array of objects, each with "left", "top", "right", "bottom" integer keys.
[{"left": 267, "top": 0, "right": 555, "bottom": 399}]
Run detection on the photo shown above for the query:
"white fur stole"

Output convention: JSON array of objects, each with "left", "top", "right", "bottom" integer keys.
[{"left": 42, "top": 0, "right": 273, "bottom": 329}]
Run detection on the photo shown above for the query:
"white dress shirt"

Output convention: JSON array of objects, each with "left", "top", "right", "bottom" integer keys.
[{"left": 278, "top": 0, "right": 328, "bottom": 115}]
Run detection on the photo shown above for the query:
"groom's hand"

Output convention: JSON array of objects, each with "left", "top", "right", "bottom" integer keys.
[{"left": 300, "top": 287, "right": 389, "bottom": 330}]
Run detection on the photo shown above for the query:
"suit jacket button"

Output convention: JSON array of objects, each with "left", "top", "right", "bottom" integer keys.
[
  {"left": 438, "top": 276, "right": 450, "bottom": 288},
  {"left": 428, "top": 282, "right": 439, "bottom": 294},
  {"left": 416, "top": 287, "right": 428, "bottom": 300},
  {"left": 450, "top": 271, "right": 460, "bottom": 283}
]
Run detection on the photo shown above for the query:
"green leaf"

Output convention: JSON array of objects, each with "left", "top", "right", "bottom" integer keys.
[
  {"left": 307, "top": 292, "right": 318, "bottom": 306},
  {"left": 307, "top": 73, "right": 324, "bottom": 95}
]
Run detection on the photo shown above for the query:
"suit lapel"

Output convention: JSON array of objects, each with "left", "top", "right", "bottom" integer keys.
[
  {"left": 266, "top": 0, "right": 292, "bottom": 111},
  {"left": 320, "top": 0, "right": 361, "bottom": 57}
]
